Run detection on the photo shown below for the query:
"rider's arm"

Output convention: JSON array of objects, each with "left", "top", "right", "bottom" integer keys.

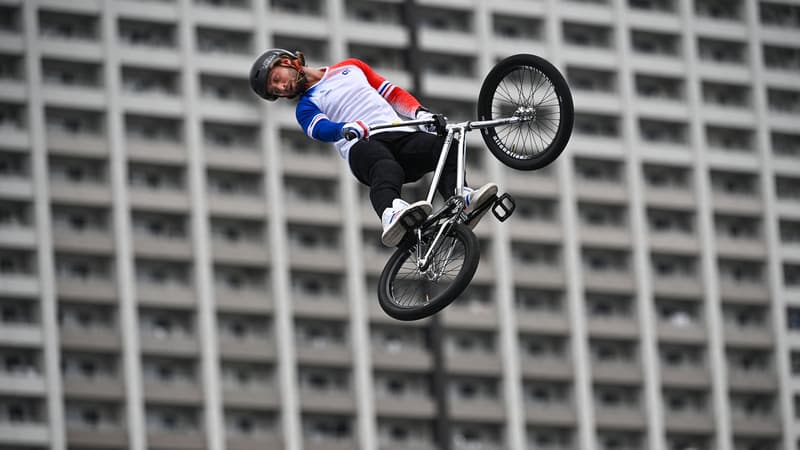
[
  {"left": 343, "top": 58, "right": 423, "bottom": 118},
  {"left": 296, "top": 97, "right": 349, "bottom": 142}
]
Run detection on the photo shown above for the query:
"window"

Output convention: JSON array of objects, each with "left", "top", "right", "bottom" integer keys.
[
  {"left": 125, "top": 114, "right": 182, "bottom": 142},
  {"left": 698, "top": 38, "right": 747, "bottom": 64},
  {"left": 135, "top": 259, "right": 191, "bottom": 286},
  {"left": 146, "top": 406, "right": 200, "bottom": 433},
  {"left": 575, "top": 157, "right": 623, "bottom": 183},
  {"left": 418, "top": 6, "right": 472, "bottom": 32},
  {"left": 118, "top": 19, "right": 176, "bottom": 47},
  {"left": 207, "top": 169, "right": 261, "bottom": 196},
  {"left": 777, "top": 176, "right": 800, "bottom": 201},
  {"left": 760, "top": 2, "right": 800, "bottom": 28},
  {"left": 702, "top": 81, "right": 749, "bottom": 107},
  {"left": 196, "top": 26, "right": 252, "bottom": 54},
  {"left": 694, "top": 0, "right": 742, "bottom": 21},
  {"left": 579, "top": 202, "right": 626, "bottom": 228},
  {"left": 525, "top": 381, "right": 570, "bottom": 406},
  {"left": 651, "top": 254, "right": 696, "bottom": 278},
  {"left": 303, "top": 414, "right": 352, "bottom": 442},
  {"left": 710, "top": 170, "right": 758, "bottom": 195},
  {"left": 789, "top": 308, "right": 800, "bottom": 332},
  {"left": 38, "top": 10, "right": 99, "bottom": 41},
  {"left": 121, "top": 66, "right": 179, "bottom": 95},
  {"left": 656, "top": 298, "right": 700, "bottom": 328},
  {"left": 781, "top": 220, "right": 800, "bottom": 244},
  {"left": 706, "top": 126, "right": 754, "bottom": 152},
  {"left": 271, "top": 0, "right": 324, "bottom": 15},
  {"left": 583, "top": 248, "right": 629, "bottom": 273},
  {"left": 631, "top": 30, "right": 681, "bottom": 56},
  {"left": 628, "top": 0, "right": 676, "bottom": 13},
  {"left": 295, "top": 319, "right": 346, "bottom": 348},
  {"left": 345, "top": 0, "right": 403, "bottom": 24},
  {"left": 643, "top": 164, "right": 690, "bottom": 189},
  {"left": 203, "top": 121, "right": 259, "bottom": 149},
  {"left": 586, "top": 294, "right": 632, "bottom": 319},
  {"left": 563, "top": 22, "right": 613, "bottom": 48},
  {"left": 772, "top": 132, "right": 800, "bottom": 157},
  {"left": 129, "top": 163, "right": 184, "bottom": 191},
  {"left": 648, "top": 208, "right": 694, "bottom": 234},
  {"left": 575, "top": 113, "right": 620, "bottom": 137},
  {"left": 513, "top": 243, "right": 560, "bottom": 266},
  {"left": 718, "top": 259, "right": 763, "bottom": 284},
  {"left": 714, "top": 214, "right": 760, "bottom": 240},
  {"left": 636, "top": 74, "right": 684, "bottom": 101},
  {"left": 639, "top": 119, "right": 688, "bottom": 144},
  {"left": 493, "top": 14, "right": 543, "bottom": 40},
  {"left": 42, "top": 59, "right": 102, "bottom": 88},
  {"left": 568, "top": 67, "right": 617, "bottom": 93}
]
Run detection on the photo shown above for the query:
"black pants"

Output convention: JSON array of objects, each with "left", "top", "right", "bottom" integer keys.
[{"left": 348, "top": 131, "right": 459, "bottom": 217}]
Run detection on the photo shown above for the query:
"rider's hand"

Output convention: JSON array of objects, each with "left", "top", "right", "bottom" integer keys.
[
  {"left": 342, "top": 120, "right": 369, "bottom": 141},
  {"left": 415, "top": 107, "right": 438, "bottom": 134}
]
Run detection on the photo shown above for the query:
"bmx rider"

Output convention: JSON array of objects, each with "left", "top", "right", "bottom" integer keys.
[{"left": 249, "top": 48, "right": 498, "bottom": 246}]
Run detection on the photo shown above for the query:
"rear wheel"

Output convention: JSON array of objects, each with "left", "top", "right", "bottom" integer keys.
[
  {"left": 477, "top": 53, "right": 573, "bottom": 171},
  {"left": 378, "top": 224, "right": 479, "bottom": 321}
]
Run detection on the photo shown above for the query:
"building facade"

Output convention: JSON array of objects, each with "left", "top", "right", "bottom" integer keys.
[{"left": 0, "top": 0, "right": 799, "bottom": 449}]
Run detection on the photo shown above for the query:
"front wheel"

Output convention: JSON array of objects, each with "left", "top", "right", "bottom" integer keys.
[
  {"left": 378, "top": 224, "right": 479, "bottom": 321},
  {"left": 477, "top": 54, "right": 573, "bottom": 171}
]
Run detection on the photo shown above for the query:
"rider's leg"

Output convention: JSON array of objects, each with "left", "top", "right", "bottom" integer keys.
[
  {"left": 348, "top": 139, "right": 405, "bottom": 216},
  {"left": 383, "top": 132, "right": 459, "bottom": 199},
  {"left": 349, "top": 136, "right": 432, "bottom": 246}
]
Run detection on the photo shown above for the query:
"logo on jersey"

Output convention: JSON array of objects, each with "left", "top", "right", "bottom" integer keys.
[{"left": 342, "top": 69, "right": 351, "bottom": 75}]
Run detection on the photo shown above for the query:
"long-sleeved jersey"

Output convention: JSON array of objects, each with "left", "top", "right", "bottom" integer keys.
[{"left": 295, "top": 59, "right": 422, "bottom": 160}]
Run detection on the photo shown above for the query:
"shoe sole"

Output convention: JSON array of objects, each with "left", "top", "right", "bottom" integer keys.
[
  {"left": 381, "top": 203, "right": 432, "bottom": 247},
  {"left": 466, "top": 185, "right": 499, "bottom": 229}
]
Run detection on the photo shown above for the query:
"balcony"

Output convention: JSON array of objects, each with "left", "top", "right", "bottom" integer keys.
[
  {"left": 128, "top": 188, "right": 191, "bottom": 212},
  {"left": 60, "top": 328, "right": 122, "bottom": 351},
  {"left": 657, "top": 322, "right": 707, "bottom": 344},
  {"left": 56, "top": 277, "right": 116, "bottom": 302},
  {"left": 660, "top": 365, "right": 711, "bottom": 388},
  {"left": 126, "top": 139, "right": 186, "bottom": 165},
  {"left": 446, "top": 353, "right": 502, "bottom": 377},
  {"left": 587, "top": 317, "right": 639, "bottom": 340},
  {"left": 727, "top": 369, "right": 778, "bottom": 392},
  {"left": 593, "top": 405, "right": 647, "bottom": 429},
  {"left": 67, "top": 428, "right": 128, "bottom": 449},
  {"left": 218, "top": 336, "right": 276, "bottom": 361},
  {"left": 299, "top": 389, "right": 356, "bottom": 414},
  {"left": 147, "top": 431, "right": 207, "bottom": 449},
  {"left": 140, "top": 334, "right": 200, "bottom": 357},
  {"left": 663, "top": 410, "right": 715, "bottom": 433},
  {"left": 374, "top": 395, "right": 436, "bottom": 418},
  {"left": 53, "top": 229, "right": 114, "bottom": 255},
  {"left": 0, "top": 372, "right": 46, "bottom": 396},
  {"left": 449, "top": 397, "right": 505, "bottom": 422},
  {"left": 136, "top": 282, "right": 195, "bottom": 307},
  {"left": 525, "top": 403, "right": 576, "bottom": 426},
  {"left": 62, "top": 369, "right": 125, "bottom": 398},
  {"left": 133, "top": 236, "right": 192, "bottom": 260},
  {"left": 222, "top": 385, "right": 280, "bottom": 409},
  {"left": 207, "top": 194, "right": 266, "bottom": 219},
  {"left": 144, "top": 381, "right": 204, "bottom": 405},
  {"left": 0, "top": 423, "right": 49, "bottom": 447},
  {"left": 292, "top": 297, "right": 348, "bottom": 320},
  {"left": 49, "top": 181, "right": 112, "bottom": 206},
  {"left": 515, "top": 311, "right": 569, "bottom": 334},
  {"left": 215, "top": 287, "right": 273, "bottom": 314},
  {"left": 371, "top": 347, "right": 432, "bottom": 372},
  {"left": 519, "top": 356, "right": 572, "bottom": 380}
]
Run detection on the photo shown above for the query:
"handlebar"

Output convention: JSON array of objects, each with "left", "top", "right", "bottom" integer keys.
[{"left": 344, "top": 115, "right": 447, "bottom": 141}]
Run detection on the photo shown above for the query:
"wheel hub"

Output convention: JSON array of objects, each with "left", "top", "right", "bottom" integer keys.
[{"left": 514, "top": 106, "right": 535, "bottom": 121}]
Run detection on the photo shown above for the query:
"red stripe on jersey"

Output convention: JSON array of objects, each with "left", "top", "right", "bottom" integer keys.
[{"left": 331, "top": 58, "right": 422, "bottom": 118}]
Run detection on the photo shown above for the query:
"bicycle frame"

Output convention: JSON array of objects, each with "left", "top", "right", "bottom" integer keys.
[
  {"left": 368, "top": 113, "right": 532, "bottom": 206},
  {"left": 364, "top": 112, "right": 531, "bottom": 272}
]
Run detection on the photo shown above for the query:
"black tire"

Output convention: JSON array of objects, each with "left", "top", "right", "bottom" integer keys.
[
  {"left": 378, "top": 224, "right": 480, "bottom": 321},
  {"left": 477, "top": 54, "right": 573, "bottom": 171}
]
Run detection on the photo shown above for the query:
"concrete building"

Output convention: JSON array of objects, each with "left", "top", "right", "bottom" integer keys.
[{"left": 0, "top": 0, "right": 799, "bottom": 449}]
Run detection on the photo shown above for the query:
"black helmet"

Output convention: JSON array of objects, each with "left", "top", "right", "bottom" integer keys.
[{"left": 249, "top": 48, "right": 304, "bottom": 101}]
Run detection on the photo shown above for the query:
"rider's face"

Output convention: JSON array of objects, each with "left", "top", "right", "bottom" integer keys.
[{"left": 268, "top": 66, "right": 297, "bottom": 98}]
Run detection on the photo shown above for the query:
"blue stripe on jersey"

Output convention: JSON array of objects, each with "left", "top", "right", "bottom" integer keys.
[{"left": 296, "top": 96, "right": 345, "bottom": 142}]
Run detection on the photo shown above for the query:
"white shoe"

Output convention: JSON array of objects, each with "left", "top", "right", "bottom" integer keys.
[
  {"left": 463, "top": 183, "right": 498, "bottom": 229},
  {"left": 381, "top": 199, "right": 432, "bottom": 247}
]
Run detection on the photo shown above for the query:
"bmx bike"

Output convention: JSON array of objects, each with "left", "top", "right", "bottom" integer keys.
[{"left": 349, "top": 54, "right": 574, "bottom": 321}]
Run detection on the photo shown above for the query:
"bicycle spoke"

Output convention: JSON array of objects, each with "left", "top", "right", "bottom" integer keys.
[
  {"left": 388, "top": 233, "right": 468, "bottom": 309},
  {"left": 489, "top": 65, "right": 563, "bottom": 160}
]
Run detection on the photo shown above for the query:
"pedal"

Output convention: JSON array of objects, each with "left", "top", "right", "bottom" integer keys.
[
  {"left": 492, "top": 193, "right": 515, "bottom": 222},
  {"left": 400, "top": 208, "right": 428, "bottom": 229}
]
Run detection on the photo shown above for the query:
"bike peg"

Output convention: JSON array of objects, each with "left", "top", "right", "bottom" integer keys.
[{"left": 492, "top": 193, "right": 516, "bottom": 222}]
